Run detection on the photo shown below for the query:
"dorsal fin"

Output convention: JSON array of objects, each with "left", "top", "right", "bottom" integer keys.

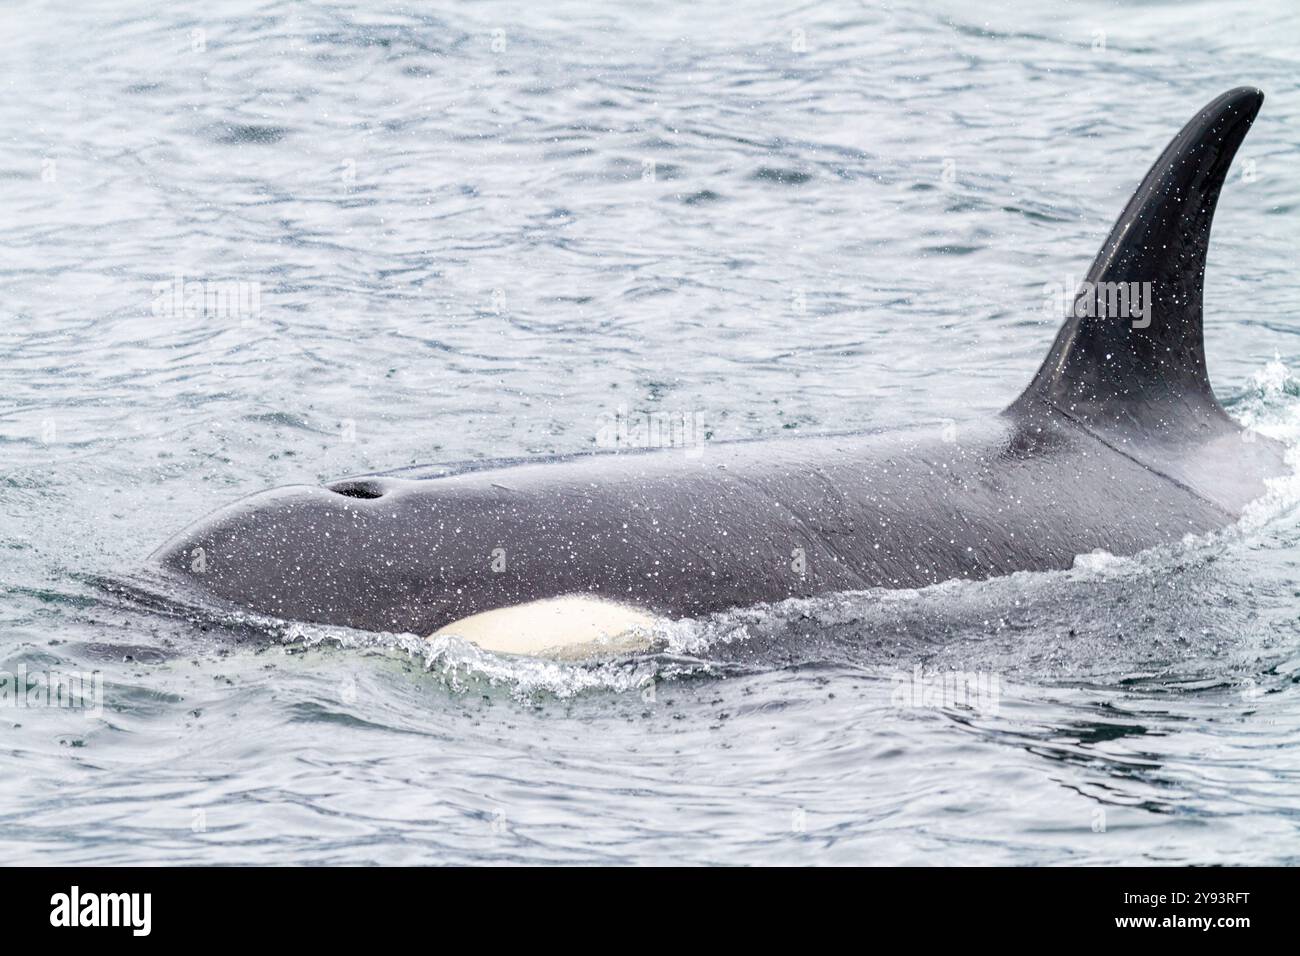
[{"left": 1010, "top": 87, "right": 1263, "bottom": 441}]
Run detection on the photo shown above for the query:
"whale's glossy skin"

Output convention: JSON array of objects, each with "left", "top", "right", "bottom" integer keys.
[
  {"left": 149, "top": 87, "right": 1289, "bottom": 636},
  {"left": 151, "top": 414, "right": 1277, "bottom": 634}
]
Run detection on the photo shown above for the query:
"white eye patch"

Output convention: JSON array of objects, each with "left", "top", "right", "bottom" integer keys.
[{"left": 430, "top": 595, "right": 664, "bottom": 660}]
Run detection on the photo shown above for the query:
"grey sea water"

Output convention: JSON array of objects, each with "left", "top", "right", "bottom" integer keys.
[{"left": 2, "top": 0, "right": 1300, "bottom": 865}]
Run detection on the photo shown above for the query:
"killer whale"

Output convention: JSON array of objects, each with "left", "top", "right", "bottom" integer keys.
[{"left": 148, "top": 87, "right": 1288, "bottom": 653}]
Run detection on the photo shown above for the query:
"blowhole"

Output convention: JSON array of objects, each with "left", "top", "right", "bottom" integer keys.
[{"left": 328, "top": 480, "right": 385, "bottom": 500}]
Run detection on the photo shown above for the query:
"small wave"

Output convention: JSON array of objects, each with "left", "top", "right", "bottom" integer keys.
[
  {"left": 206, "top": 123, "right": 291, "bottom": 146},
  {"left": 1230, "top": 356, "right": 1300, "bottom": 529},
  {"left": 1068, "top": 549, "right": 1145, "bottom": 576},
  {"left": 749, "top": 166, "right": 813, "bottom": 185},
  {"left": 1235, "top": 355, "right": 1300, "bottom": 426},
  {"left": 273, "top": 617, "right": 722, "bottom": 701}
]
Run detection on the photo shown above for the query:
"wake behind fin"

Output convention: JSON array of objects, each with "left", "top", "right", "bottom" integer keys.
[{"left": 1010, "top": 87, "right": 1263, "bottom": 443}]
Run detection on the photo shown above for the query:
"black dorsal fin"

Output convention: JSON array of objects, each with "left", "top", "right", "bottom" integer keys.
[{"left": 1010, "top": 87, "right": 1263, "bottom": 441}]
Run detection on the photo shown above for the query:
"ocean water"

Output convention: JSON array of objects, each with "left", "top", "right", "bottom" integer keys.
[{"left": 2, "top": 0, "right": 1300, "bottom": 864}]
